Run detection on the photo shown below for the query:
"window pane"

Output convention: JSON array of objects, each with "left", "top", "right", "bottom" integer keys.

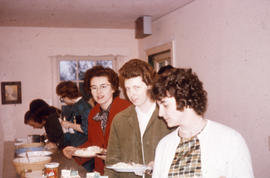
[
  {"left": 96, "top": 60, "right": 113, "bottom": 68},
  {"left": 59, "top": 61, "right": 77, "bottom": 81},
  {"left": 78, "top": 61, "right": 95, "bottom": 80}
]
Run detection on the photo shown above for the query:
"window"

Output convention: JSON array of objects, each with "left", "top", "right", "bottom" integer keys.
[
  {"left": 59, "top": 59, "right": 113, "bottom": 100},
  {"left": 59, "top": 60, "right": 113, "bottom": 81}
]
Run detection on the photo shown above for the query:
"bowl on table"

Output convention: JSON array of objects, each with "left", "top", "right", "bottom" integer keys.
[
  {"left": 13, "top": 156, "right": 51, "bottom": 175},
  {"left": 18, "top": 150, "right": 52, "bottom": 157},
  {"left": 15, "top": 142, "right": 45, "bottom": 156}
]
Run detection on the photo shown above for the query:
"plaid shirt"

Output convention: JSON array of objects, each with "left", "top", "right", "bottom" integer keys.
[{"left": 168, "top": 136, "right": 202, "bottom": 178}]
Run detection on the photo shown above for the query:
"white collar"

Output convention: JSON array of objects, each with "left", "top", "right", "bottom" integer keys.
[
  {"left": 135, "top": 102, "right": 156, "bottom": 116},
  {"left": 135, "top": 103, "right": 156, "bottom": 137}
]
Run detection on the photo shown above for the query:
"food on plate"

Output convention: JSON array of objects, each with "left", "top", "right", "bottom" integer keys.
[
  {"left": 109, "top": 162, "right": 144, "bottom": 169},
  {"left": 73, "top": 146, "right": 102, "bottom": 157},
  {"left": 106, "top": 161, "right": 151, "bottom": 173}
]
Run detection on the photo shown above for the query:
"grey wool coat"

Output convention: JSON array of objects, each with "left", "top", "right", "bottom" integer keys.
[{"left": 104, "top": 105, "right": 173, "bottom": 178}]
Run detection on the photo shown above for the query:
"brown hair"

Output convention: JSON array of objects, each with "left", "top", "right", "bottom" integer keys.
[
  {"left": 56, "top": 81, "right": 81, "bottom": 99},
  {"left": 151, "top": 68, "right": 208, "bottom": 116},
  {"left": 119, "top": 59, "right": 156, "bottom": 99},
  {"left": 84, "top": 65, "right": 120, "bottom": 98},
  {"left": 119, "top": 59, "right": 156, "bottom": 86}
]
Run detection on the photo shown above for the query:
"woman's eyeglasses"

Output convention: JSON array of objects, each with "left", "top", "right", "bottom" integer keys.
[
  {"left": 90, "top": 84, "right": 111, "bottom": 93},
  {"left": 59, "top": 96, "right": 65, "bottom": 102}
]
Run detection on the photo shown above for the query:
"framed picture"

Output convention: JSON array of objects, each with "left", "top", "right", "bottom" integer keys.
[{"left": 1, "top": 81, "right": 22, "bottom": 104}]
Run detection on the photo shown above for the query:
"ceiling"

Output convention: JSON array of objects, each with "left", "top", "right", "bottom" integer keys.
[{"left": 0, "top": 0, "right": 194, "bottom": 29}]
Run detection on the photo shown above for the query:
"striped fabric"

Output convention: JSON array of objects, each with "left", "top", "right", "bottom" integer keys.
[{"left": 168, "top": 136, "right": 202, "bottom": 178}]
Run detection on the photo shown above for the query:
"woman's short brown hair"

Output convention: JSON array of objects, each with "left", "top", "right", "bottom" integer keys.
[
  {"left": 119, "top": 59, "right": 156, "bottom": 87},
  {"left": 151, "top": 68, "right": 208, "bottom": 116},
  {"left": 84, "top": 65, "right": 120, "bottom": 98},
  {"left": 56, "top": 81, "right": 80, "bottom": 99}
]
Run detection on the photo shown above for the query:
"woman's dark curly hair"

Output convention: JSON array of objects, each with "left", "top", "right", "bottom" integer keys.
[
  {"left": 56, "top": 81, "right": 81, "bottom": 99},
  {"left": 151, "top": 68, "right": 208, "bottom": 116},
  {"left": 84, "top": 65, "right": 120, "bottom": 98},
  {"left": 28, "top": 99, "right": 61, "bottom": 123}
]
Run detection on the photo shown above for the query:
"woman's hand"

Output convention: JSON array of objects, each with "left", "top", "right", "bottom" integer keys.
[
  {"left": 63, "top": 146, "right": 77, "bottom": 159},
  {"left": 96, "top": 148, "right": 107, "bottom": 160},
  {"left": 45, "top": 142, "right": 58, "bottom": 150},
  {"left": 61, "top": 120, "right": 72, "bottom": 129},
  {"left": 145, "top": 161, "right": 154, "bottom": 175},
  {"left": 61, "top": 120, "right": 83, "bottom": 133},
  {"left": 96, "top": 154, "right": 106, "bottom": 160},
  {"left": 134, "top": 161, "right": 154, "bottom": 176}
]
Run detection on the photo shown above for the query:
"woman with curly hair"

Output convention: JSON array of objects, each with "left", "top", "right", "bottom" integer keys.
[{"left": 151, "top": 68, "right": 254, "bottom": 178}]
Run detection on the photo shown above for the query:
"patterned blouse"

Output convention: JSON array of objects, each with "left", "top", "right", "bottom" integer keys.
[{"left": 168, "top": 136, "right": 202, "bottom": 178}]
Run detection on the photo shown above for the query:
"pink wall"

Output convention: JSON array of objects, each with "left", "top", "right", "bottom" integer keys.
[
  {"left": 139, "top": 0, "right": 270, "bottom": 177},
  {"left": 0, "top": 27, "right": 138, "bottom": 175},
  {"left": 0, "top": 27, "right": 138, "bottom": 140}
]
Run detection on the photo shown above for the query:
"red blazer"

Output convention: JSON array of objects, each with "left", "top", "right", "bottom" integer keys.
[{"left": 75, "top": 97, "right": 131, "bottom": 174}]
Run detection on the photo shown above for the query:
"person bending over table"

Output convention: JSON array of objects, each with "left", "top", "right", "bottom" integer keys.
[{"left": 24, "top": 99, "right": 64, "bottom": 149}]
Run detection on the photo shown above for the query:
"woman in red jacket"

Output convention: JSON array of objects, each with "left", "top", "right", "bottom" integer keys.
[{"left": 63, "top": 66, "right": 131, "bottom": 174}]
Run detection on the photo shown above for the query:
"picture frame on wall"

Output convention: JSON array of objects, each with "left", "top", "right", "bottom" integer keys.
[{"left": 1, "top": 81, "right": 22, "bottom": 104}]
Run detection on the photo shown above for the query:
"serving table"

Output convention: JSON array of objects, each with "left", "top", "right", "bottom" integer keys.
[{"left": 3, "top": 141, "right": 87, "bottom": 178}]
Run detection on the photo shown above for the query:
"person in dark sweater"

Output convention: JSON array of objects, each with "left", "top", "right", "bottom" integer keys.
[
  {"left": 56, "top": 81, "right": 93, "bottom": 147},
  {"left": 24, "top": 99, "right": 64, "bottom": 149}
]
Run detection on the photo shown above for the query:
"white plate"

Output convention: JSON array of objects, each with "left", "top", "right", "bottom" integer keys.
[
  {"left": 106, "top": 163, "right": 149, "bottom": 173},
  {"left": 73, "top": 151, "right": 96, "bottom": 158},
  {"left": 18, "top": 150, "right": 52, "bottom": 157},
  {"left": 73, "top": 146, "right": 102, "bottom": 158}
]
